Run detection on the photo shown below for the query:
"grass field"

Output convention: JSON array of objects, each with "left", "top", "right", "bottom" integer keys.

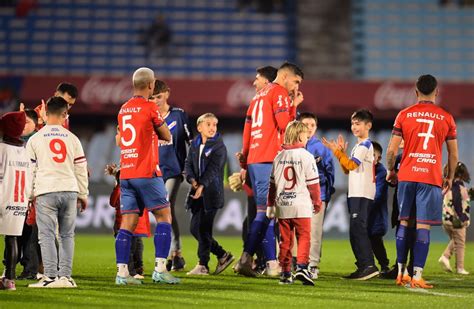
[{"left": 0, "top": 235, "right": 473, "bottom": 308}]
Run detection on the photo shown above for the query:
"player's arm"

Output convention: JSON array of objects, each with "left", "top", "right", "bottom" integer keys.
[
  {"left": 182, "top": 111, "right": 194, "bottom": 145},
  {"left": 184, "top": 147, "right": 198, "bottom": 187},
  {"left": 321, "top": 136, "right": 358, "bottom": 173},
  {"left": 199, "top": 143, "right": 227, "bottom": 189},
  {"left": 273, "top": 89, "right": 296, "bottom": 131},
  {"left": 25, "top": 139, "right": 38, "bottom": 200},
  {"left": 151, "top": 106, "right": 171, "bottom": 142},
  {"left": 444, "top": 139, "right": 458, "bottom": 194},
  {"left": 323, "top": 147, "right": 336, "bottom": 193},
  {"left": 240, "top": 110, "right": 252, "bottom": 168},
  {"left": 266, "top": 165, "right": 277, "bottom": 218},
  {"left": 73, "top": 137, "right": 89, "bottom": 211}
]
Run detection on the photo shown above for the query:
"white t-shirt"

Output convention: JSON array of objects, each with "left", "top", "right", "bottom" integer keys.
[
  {"left": 0, "top": 142, "right": 31, "bottom": 236},
  {"left": 26, "top": 125, "right": 89, "bottom": 199},
  {"left": 270, "top": 146, "right": 319, "bottom": 219},
  {"left": 348, "top": 138, "right": 375, "bottom": 199}
]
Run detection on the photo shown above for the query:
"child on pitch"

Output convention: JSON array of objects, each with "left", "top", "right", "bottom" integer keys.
[
  {"left": 322, "top": 109, "right": 379, "bottom": 280},
  {"left": 439, "top": 162, "right": 471, "bottom": 275},
  {"left": 106, "top": 162, "right": 150, "bottom": 280},
  {"left": 367, "top": 141, "right": 390, "bottom": 276},
  {"left": 0, "top": 112, "right": 30, "bottom": 291},
  {"left": 184, "top": 113, "right": 234, "bottom": 275},
  {"left": 266, "top": 120, "right": 322, "bottom": 285},
  {"left": 297, "top": 112, "right": 335, "bottom": 278}
]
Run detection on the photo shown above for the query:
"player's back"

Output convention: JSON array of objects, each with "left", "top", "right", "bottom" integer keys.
[
  {"left": 118, "top": 96, "right": 162, "bottom": 179},
  {"left": 26, "top": 125, "right": 85, "bottom": 197},
  {"left": 394, "top": 102, "right": 456, "bottom": 187},
  {"left": 245, "top": 83, "right": 293, "bottom": 164}
]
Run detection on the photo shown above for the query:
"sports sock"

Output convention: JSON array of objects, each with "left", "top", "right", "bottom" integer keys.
[
  {"left": 244, "top": 211, "right": 269, "bottom": 255},
  {"left": 117, "top": 263, "right": 129, "bottom": 277},
  {"left": 395, "top": 225, "right": 409, "bottom": 272},
  {"left": 155, "top": 258, "right": 167, "bottom": 273},
  {"left": 154, "top": 222, "right": 172, "bottom": 259},
  {"left": 262, "top": 218, "right": 276, "bottom": 261},
  {"left": 413, "top": 228, "right": 430, "bottom": 269},
  {"left": 413, "top": 266, "right": 423, "bottom": 280},
  {"left": 116, "top": 229, "right": 133, "bottom": 265},
  {"left": 297, "top": 264, "right": 308, "bottom": 271}
]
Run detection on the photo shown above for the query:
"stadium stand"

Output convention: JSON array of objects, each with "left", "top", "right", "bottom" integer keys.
[
  {"left": 0, "top": 0, "right": 296, "bottom": 77},
  {"left": 353, "top": 0, "right": 474, "bottom": 81}
]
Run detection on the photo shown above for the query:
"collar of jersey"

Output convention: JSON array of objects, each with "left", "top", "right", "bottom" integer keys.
[
  {"left": 282, "top": 143, "right": 305, "bottom": 150},
  {"left": 418, "top": 100, "right": 434, "bottom": 104}
]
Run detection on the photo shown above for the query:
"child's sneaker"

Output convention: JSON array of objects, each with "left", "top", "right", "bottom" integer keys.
[
  {"left": 395, "top": 273, "right": 411, "bottom": 286},
  {"left": 438, "top": 255, "right": 452, "bottom": 272},
  {"left": 152, "top": 270, "right": 180, "bottom": 284},
  {"left": 233, "top": 252, "right": 257, "bottom": 277},
  {"left": 457, "top": 268, "right": 469, "bottom": 275},
  {"left": 279, "top": 272, "right": 293, "bottom": 285},
  {"left": 28, "top": 276, "right": 57, "bottom": 288},
  {"left": 214, "top": 252, "right": 234, "bottom": 275},
  {"left": 0, "top": 278, "right": 16, "bottom": 291},
  {"left": 410, "top": 278, "right": 433, "bottom": 289},
  {"left": 263, "top": 260, "right": 281, "bottom": 277},
  {"left": 294, "top": 268, "right": 314, "bottom": 286},
  {"left": 187, "top": 264, "right": 209, "bottom": 275},
  {"left": 172, "top": 256, "right": 186, "bottom": 271},
  {"left": 309, "top": 266, "right": 319, "bottom": 279},
  {"left": 115, "top": 275, "right": 143, "bottom": 285},
  {"left": 57, "top": 276, "right": 77, "bottom": 288}
]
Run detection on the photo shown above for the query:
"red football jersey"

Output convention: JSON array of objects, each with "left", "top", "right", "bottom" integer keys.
[
  {"left": 392, "top": 101, "right": 457, "bottom": 187},
  {"left": 242, "top": 83, "right": 296, "bottom": 164},
  {"left": 118, "top": 96, "right": 164, "bottom": 179}
]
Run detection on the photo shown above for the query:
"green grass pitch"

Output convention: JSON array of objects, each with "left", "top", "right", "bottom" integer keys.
[{"left": 1, "top": 235, "right": 473, "bottom": 308}]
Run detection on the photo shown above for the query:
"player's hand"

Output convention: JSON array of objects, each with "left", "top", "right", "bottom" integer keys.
[
  {"left": 292, "top": 91, "right": 304, "bottom": 107},
  {"left": 77, "top": 197, "right": 88, "bottom": 212},
  {"left": 192, "top": 185, "right": 204, "bottom": 199},
  {"left": 19, "top": 102, "right": 25, "bottom": 111},
  {"left": 39, "top": 99, "right": 47, "bottom": 124},
  {"left": 313, "top": 201, "right": 322, "bottom": 214},
  {"left": 190, "top": 179, "right": 199, "bottom": 190},
  {"left": 236, "top": 152, "right": 247, "bottom": 169},
  {"left": 336, "top": 134, "right": 348, "bottom": 152},
  {"left": 321, "top": 137, "right": 338, "bottom": 153},
  {"left": 442, "top": 178, "right": 453, "bottom": 195},
  {"left": 228, "top": 172, "right": 243, "bottom": 192},
  {"left": 266, "top": 206, "right": 276, "bottom": 219},
  {"left": 104, "top": 163, "right": 119, "bottom": 176},
  {"left": 386, "top": 169, "right": 398, "bottom": 185}
]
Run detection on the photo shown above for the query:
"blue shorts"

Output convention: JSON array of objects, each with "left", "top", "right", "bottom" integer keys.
[
  {"left": 120, "top": 176, "right": 170, "bottom": 214},
  {"left": 248, "top": 163, "right": 273, "bottom": 211},
  {"left": 397, "top": 181, "right": 442, "bottom": 225}
]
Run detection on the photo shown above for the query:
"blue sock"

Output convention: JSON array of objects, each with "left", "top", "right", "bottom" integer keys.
[
  {"left": 262, "top": 218, "right": 276, "bottom": 261},
  {"left": 297, "top": 264, "right": 308, "bottom": 270},
  {"left": 396, "top": 225, "right": 409, "bottom": 264},
  {"left": 116, "top": 229, "right": 133, "bottom": 264},
  {"left": 244, "top": 212, "right": 269, "bottom": 255},
  {"left": 154, "top": 222, "right": 172, "bottom": 259},
  {"left": 413, "top": 229, "right": 430, "bottom": 268}
]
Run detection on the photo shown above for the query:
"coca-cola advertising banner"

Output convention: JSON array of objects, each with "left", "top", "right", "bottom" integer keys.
[{"left": 2, "top": 75, "right": 474, "bottom": 119}]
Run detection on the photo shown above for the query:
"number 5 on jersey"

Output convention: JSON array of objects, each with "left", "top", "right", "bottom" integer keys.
[{"left": 121, "top": 115, "right": 136, "bottom": 146}]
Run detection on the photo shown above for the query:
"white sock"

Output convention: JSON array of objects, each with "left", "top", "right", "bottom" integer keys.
[
  {"left": 413, "top": 266, "right": 423, "bottom": 280},
  {"left": 403, "top": 268, "right": 409, "bottom": 277},
  {"left": 155, "top": 258, "right": 167, "bottom": 273},
  {"left": 117, "top": 264, "right": 129, "bottom": 277},
  {"left": 397, "top": 263, "right": 406, "bottom": 275}
]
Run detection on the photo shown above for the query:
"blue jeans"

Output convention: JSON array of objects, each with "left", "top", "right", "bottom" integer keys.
[{"left": 36, "top": 192, "right": 78, "bottom": 278}]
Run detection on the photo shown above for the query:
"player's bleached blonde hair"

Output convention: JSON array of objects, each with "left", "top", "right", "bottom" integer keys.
[
  {"left": 132, "top": 67, "right": 155, "bottom": 90},
  {"left": 284, "top": 120, "right": 309, "bottom": 144},
  {"left": 197, "top": 113, "right": 218, "bottom": 126}
]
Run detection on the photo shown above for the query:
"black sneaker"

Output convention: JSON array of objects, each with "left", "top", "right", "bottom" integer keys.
[
  {"left": 214, "top": 252, "right": 235, "bottom": 275},
  {"left": 166, "top": 259, "right": 172, "bottom": 272},
  {"left": 294, "top": 268, "right": 314, "bottom": 286},
  {"left": 172, "top": 256, "right": 186, "bottom": 271},
  {"left": 17, "top": 272, "right": 37, "bottom": 280},
  {"left": 353, "top": 265, "right": 379, "bottom": 281},
  {"left": 279, "top": 273, "right": 293, "bottom": 285},
  {"left": 343, "top": 269, "right": 361, "bottom": 279}
]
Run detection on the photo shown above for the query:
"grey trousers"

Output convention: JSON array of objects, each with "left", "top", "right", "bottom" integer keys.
[
  {"left": 309, "top": 202, "right": 327, "bottom": 267},
  {"left": 166, "top": 177, "right": 182, "bottom": 254},
  {"left": 36, "top": 192, "right": 77, "bottom": 278}
]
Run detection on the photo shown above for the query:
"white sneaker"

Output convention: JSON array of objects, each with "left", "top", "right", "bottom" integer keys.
[
  {"left": 263, "top": 260, "right": 281, "bottom": 277},
  {"left": 36, "top": 273, "right": 45, "bottom": 280},
  {"left": 56, "top": 276, "right": 77, "bottom": 288},
  {"left": 438, "top": 255, "right": 452, "bottom": 272},
  {"left": 28, "top": 276, "right": 57, "bottom": 288},
  {"left": 186, "top": 264, "right": 209, "bottom": 275},
  {"left": 134, "top": 274, "right": 145, "bottom": 280},
  {"left": 309, "top": 266, "right": 320, "bottom": 279},
  {"left": 457, "top": 268, "right": 469, "bottom": 275}
]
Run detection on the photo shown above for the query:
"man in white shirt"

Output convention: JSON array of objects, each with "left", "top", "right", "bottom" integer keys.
[{"left": 26, "top": 96, "right": 88, "bottom": 288}]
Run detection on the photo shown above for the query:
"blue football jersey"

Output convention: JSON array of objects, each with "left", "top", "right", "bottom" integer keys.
[{"left": 158, "top": 106, "right": 193, "bottom": 180}]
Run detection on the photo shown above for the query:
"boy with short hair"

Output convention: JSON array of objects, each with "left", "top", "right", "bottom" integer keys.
[
  {"left": 185, "top": 113, "right": 234, "bottom": 275},
  {"left": 0, "top": 111, "right": 30, "bottom": 291},
  {"left": 26, "top": 96, "right": 88, "bottom": 288},
  {"left": 267, "top": 120, "right": 322, "bottom": 285},
  {"left": 298, "top": 112, "right": 335, "bottom": 278},
  {"left": 368, "top": 141, "right": 390, "bottom": 275},
  {"left": 322, "top": 109, "right": 379, "bottom": 280}
]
